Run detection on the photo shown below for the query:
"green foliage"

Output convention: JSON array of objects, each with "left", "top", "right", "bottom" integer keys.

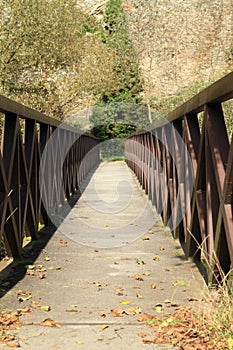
[
  {"left": 99, "top": 138, "right": 125, "bottom": 159},
  {"left": 101, "top": 0, "right": 142, "bottom": 103},
  {"left": 0, "top": 0, "right": 87, "bottom": 76},
  {"left": 0, "top": 0, "right": 143, "bottom": 124},
  {"left": 0, "top": 0, "right": 134, "bottom": 120},
  {"left": 90, "top": 103, "right": 137, "bottom": 157},
  {"left": 0, "top": 0, "right": 97, "bottom": 118},
  {"left": 149, "top": 80, "right": 233, "bottom": 138},
  {"left": 149, "top": 80, "right": 214, "bottom": 118},
  {"left": 89, "top": 0, "right": 144, "bottom": 145}
]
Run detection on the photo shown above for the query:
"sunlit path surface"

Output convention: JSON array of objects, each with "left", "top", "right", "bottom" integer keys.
[
  {"left": 59, "top": 161, "right": 156, "bottom": 248},
  {"left": 0, "top": 161, "right": 206, "bottom": 350}
]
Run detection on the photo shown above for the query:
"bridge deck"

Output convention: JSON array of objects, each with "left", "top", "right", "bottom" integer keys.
[{"left": 0, "top": 161, "right": 206, "bottom": 349}]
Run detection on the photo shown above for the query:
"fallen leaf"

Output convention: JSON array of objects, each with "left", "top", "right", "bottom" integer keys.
[
  {"left": 111, "top": 305, "right": 141, "bottom": 317},
  {"left": 44, "top": 256, "right": 50, "bottom": 261},
  {"left": 37, "top": 267, "right": 46, "bottom": 272},
  {"left": 26, "top": 270, "right": 35, "bottom": 276},
  {"left": 138, "top": 332, "right": 147, "bottom": 338},
  {"left": 125, "top": 306, "right": 141, "bottom": 315},
  {"left": 6, "top": 341, "right": 20, "bottom": 348},
  {"left": 101, "top": 325, "right": 109, "bottom": 330},
  {"left": 143, "top": 337, "right": 155, "bottom": 344},
  {"left": 124, "top": 308, "right": 137, "bottom": 315},
  {"left": 164, "top": 299, "right": 171, "bottom": 304},
  {"left": 172, "top": 280, "right": 186, "bottom": 287},
  {"left": 30, "top": 301, "right": 41, "bottom": 309},
  {"left": 154, "top": 304, "right": 163, "bottom": 313},
  {"left": 94, "top": 282, "right": 107, "bottom": 288},
  {"left": 187, "top": 296, "right": 199, "bottom": 301},
  {"left": 111, "top": 308, "right": 124, "bottom": 317},
  {"left": 17, "top": 307, "right": 30, "bottom": 313},
  {"left": 136, "top": 292, "right": 143, "bottom": 298},
  {"left": 133, "top": 274, "right": 144, "bottom": 281},
  {"left": 121, "top": 300, "right": 132, "bottom": 305},
  {"left": 136, "top": 258, "right": 145, "bottom": 265},
  {"left": 17, "top": 290, "right": 31, "bottom": 296},
  {"left": 59, "top": 239, "right": 67, "bottom": 246},
  {"left": 25, "top": 265, "right": 36, "bottom": 270},
  {"left": 141, "top": 236, "right": 150, "bottom": 240},
  {"left": 40, "top": 318, "right": 61, "bottom": 327},
  {"left": 143, "top": 271, "right": 151, "bottom": 276},
  {"left": 40, "top": 305, "right": 51, "bottom": 312},
  {"left": 76, "top": 340, "right": 84, "bottom": 345},
  {"left": 48, "top": 266, "right": 61, "bottom": 270},
  {"left": 153, "top": 255, "right": 161, "bottom": 261},
  {"left": 137, "top": 313, "right": 154, "bottom": 322},
  {"left": 18, "top": 291, "right": 32, "bottom": 302}
]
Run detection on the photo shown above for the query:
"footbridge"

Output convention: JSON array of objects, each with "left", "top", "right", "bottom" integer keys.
[
  {"left": 1, "top": 71, "right": 232, "bottom": 279},
  {"left": 0, "top": 72, "right": 232, "bottom": 349}
]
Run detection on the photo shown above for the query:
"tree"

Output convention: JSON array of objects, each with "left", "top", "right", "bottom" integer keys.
[
  {"left": 101, "top": 0, "right": 142, "bottom": 103},
  {"left": 89, "top": 0, "right": 144, "bottom": 154},
  {"left": 0, "top": 0, "right": 121, "bottom": 119}
]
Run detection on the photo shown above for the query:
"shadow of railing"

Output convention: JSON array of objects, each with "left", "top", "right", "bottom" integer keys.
[{"left": 0, "top": 164, "right": 99, "bottom": 298}]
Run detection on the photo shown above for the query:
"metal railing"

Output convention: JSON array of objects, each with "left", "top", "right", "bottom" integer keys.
[
  {"left": 125, "top": 72, "right": 233, "bottom": 281},
  {"left": 0, "top": 95, "right": 99, "bottom": 259}
]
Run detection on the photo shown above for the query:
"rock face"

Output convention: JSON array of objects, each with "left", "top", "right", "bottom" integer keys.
[{"left": 124, "top": 0, "right": 233, "bottom": 97}]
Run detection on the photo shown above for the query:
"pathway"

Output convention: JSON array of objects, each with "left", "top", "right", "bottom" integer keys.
[{"left": 0, "top": 161, "right": 207, "bottom": 349}]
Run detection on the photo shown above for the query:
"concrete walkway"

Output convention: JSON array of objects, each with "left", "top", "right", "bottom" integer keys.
[{"left": 0, "top": 161, "right": 207, "bottom": 350}]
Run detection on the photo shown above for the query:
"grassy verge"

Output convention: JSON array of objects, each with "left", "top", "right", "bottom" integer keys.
[{"left": 101, "top": 156, "right": 125, "bottom": 162}]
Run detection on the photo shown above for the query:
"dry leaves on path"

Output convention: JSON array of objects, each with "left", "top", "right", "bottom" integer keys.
[
  {"left": 111, "top": 306, "right": 141, "bottom": 317},
  {"left": 139, "top": 306, "right": 222, "bottom": 350},
  {"left": 0, "top": 310, "right": 22, "bottom": 346},
  {"left": 40, "top": 318, "right": 61, "bottom": 328},
  {"left": 16, "top": 290, "right": 32, "bottom": 302},
  {"left": 59, "top": 239, "right": 68, "bottom": 246}
]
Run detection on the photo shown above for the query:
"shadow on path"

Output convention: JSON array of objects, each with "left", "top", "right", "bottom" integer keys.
[{"left": 0, "top": 165, "right": 98, "bottom": 298}]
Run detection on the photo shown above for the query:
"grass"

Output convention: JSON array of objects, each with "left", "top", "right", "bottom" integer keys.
[
  {"left": 145, "top": 223, "right": 233, "bottom": 349},
  {"left": 199, "top": 250, "right": 233, "bottom": 349},
  {"left": 142, "top": 276, "right": 233, "bottom": 349},
  {"left": 186, "top": 231, "right": 233, "bottom": 349},
  {"left": 101, "top": 156, "right": 125, "bottom": 162}
]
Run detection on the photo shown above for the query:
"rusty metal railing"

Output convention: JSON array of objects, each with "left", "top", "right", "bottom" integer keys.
[
  {"left": 125, "top": 72, "right": 233, "bottom": 281},
  {"left": 0, "top": 95, "right": 99, "bottom": 259}
]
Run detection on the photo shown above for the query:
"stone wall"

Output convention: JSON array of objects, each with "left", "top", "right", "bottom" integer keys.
[{"left": 125, "top": 0, "right": 233, "bottom": 97}]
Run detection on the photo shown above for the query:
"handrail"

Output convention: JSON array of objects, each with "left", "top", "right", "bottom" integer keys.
[
  {"left": 125, "top": 71, "right": 233, "bottom": 282},
  {"left": 0, "top": 94, "right": 99, "bottom": 259}
]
